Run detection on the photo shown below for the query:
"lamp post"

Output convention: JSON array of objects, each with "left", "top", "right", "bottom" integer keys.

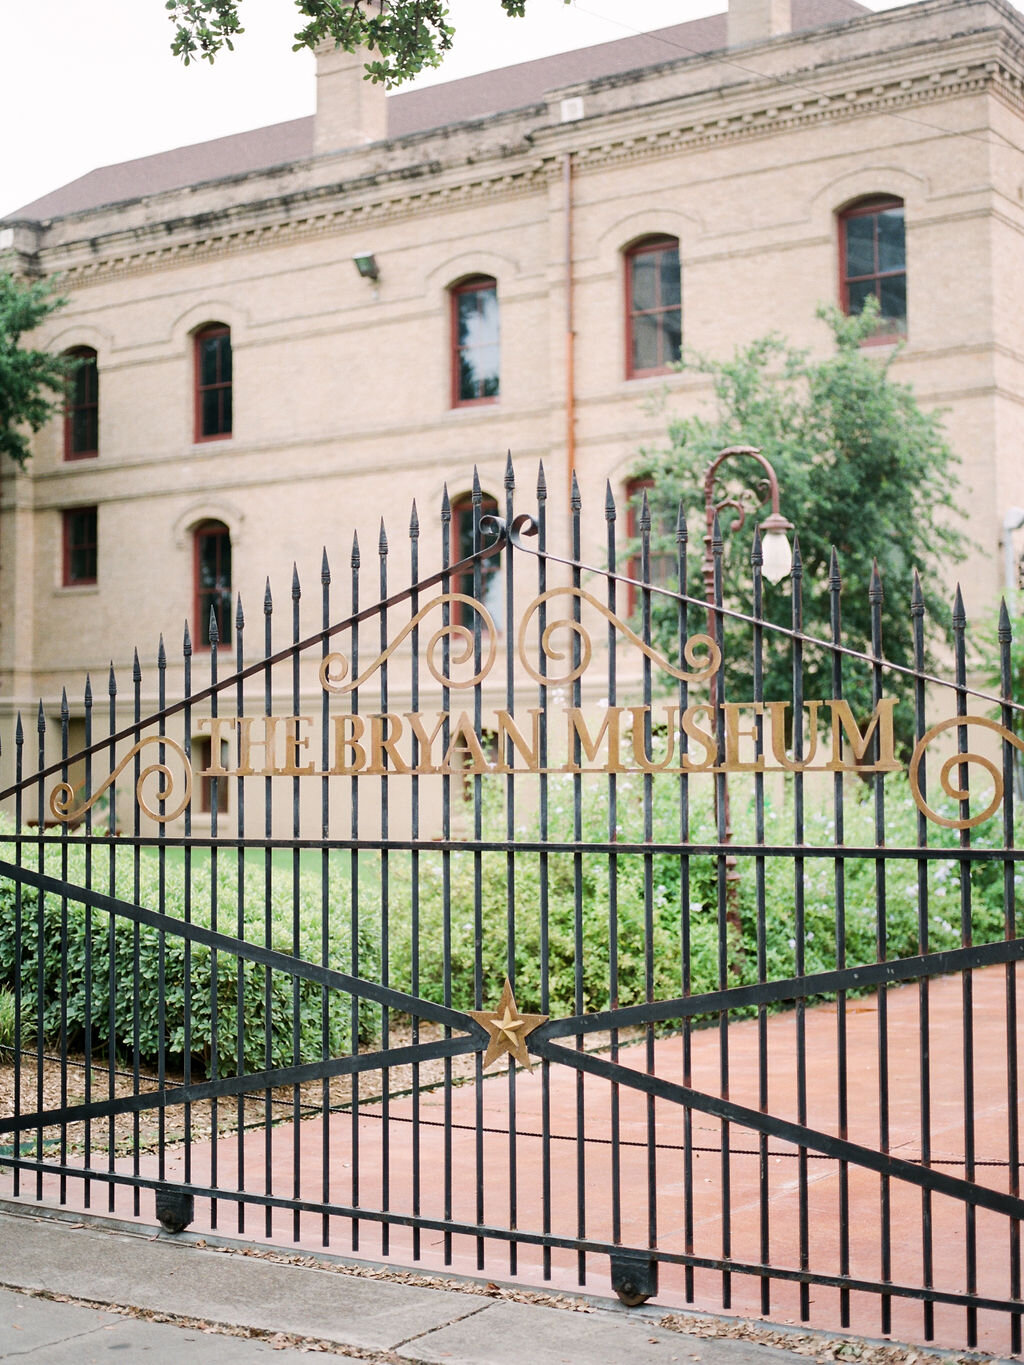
[{"left": 701, "top": 445, "right": 794, "bottom": 913}]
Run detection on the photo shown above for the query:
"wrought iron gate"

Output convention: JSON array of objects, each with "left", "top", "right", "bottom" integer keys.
[{"left": 1, "top": 460, "right": 1022, "bottom": 1353}]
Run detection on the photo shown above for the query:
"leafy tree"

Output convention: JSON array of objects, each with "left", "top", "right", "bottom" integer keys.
[
  {"left": 0, "top": 273, "right": 68, "bottom": 468},
  {"left": 168, "top": 0, "right": 563, "bottom": 86},
  {"left": 630, "top": 300, "right": 966, "bottom": 755}
]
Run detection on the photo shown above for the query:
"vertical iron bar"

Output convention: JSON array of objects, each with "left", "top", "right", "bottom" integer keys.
[
  {"left": 83, "top": 679, "right": 93, "bottom": 1206},
  {"left": 471, "top": 469, "right": 485, "bottom": 1272},
  {"left": 132, "top": 650, "right": 142, "bottom": 1217},
  {"left": 36, "top": 702, "right": 45, "bottom": 1204},
  {"left": 999, "top": 599, "right": 1021, "bottom": 1356},
  {"left": 409, "top": 507, "right": 422, "bottom": 1263},
  {"left": 157, "top": 639, "right": 168, "bottom": 1191},
  {"left": 12, "top": 716, "right": 24, "bottom": 1200},
  {"left": 571, "top": 472, "right": 587, "bottom": 1285},
  {"left": 59, "top": 690, "right": 69, "bottom": 1205},
  {"left": 536, "top": 464, "right": 552, "bottom": 1281},
  {"left": 291, "top": 566, "right": 302, "bottom": 1244},
  {"left": 678, "top": 507, "right": 694, "bottom": 1305},
  {"left": 350, "top": 538, "right": 362, "bottom": 1252},
  {"left": 953, "top": 585, "right": 977, "bottom": 1348},
  {"left": 378, "top": 523, "right": 392, "bottom": 1258},
  {"left": 638, "top": 490, "right": 657, "bottom": 1274},
  {"left": 830, "top": 549, "right": 851, "bottom": 1330},
  {"left": 439, "top": 490, "right": 453, "bottom": 1266},
  {"left": 208, "top": 613, "right": 221, "bottom": 1229},
  {"left": 504, "top": 454, "right": 519, "bottom": 1277},
  {"left": 321, "top": 550, "right": 332, "bottom": 1249},
  {"left": 182, "top": 632, "right": 193, "bottom": 1193},
  {"left": 263, "top": 583, "right": 274, "bottom": 1238},
  {"left": 870, "top": 563, "right": 891, "bottom": 1335},
  {"left": 752, "top": 530, "right": 769, "bottom": 1316},
  {"left": 791, "top": 539, "right": 809, "bottom": 1322},
  {"left": 605, "top": 483, "right": 621, "bottom": 1252},
  {"left": 711, "top": 514, "right": 731, "bottom": 1308},
  {"left": 234, "top": 601, "right": 246, "bottom": 1234},
  {"left": 107, "top": 669, "right": 117, "bottom": 1211},
  {"left": 911, "top": 571, "right": 934, "bottom": 1342}
]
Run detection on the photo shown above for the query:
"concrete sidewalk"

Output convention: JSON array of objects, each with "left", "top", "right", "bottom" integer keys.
[{"left": 0, "top": 1203, "right": 955, "bottom": 1364}]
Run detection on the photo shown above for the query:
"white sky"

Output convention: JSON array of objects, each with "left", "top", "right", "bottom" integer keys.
[{"left": 2, "top": 0, "right": 925, "bottom": 219}]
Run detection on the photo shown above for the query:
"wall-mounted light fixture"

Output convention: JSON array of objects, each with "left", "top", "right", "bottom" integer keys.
[{"left": 352, "top": 251, "right": 379, "bottom": 282}]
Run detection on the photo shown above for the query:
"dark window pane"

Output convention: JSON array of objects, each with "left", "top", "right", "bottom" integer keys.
[
  {"left": 66, "top": 508, "right": 97, "bottom": 583},
  {"left": 660, "top": 248, "right": 681, "bottom": 307},
  {"left": 847, "top": 278, "right": 875, "bottom": 315},
  {"left": 221, "top": 387, "right": 232, "bottom": 435},
  {"left": 879, "top": 273, "right": 907, "bottom": 325},
  {"left": 632, "top": 314, "right": 660, "bottom": 372},
  {"left": 631, "top": 253, "right": 657, "bottom": 311},
  {"left": 202, "top": 389, "right": 221, "bottom": 437},
  {"left": 219, "top": 334, "right": 232, "bottom": 382},
  {"left": 199, "top": 337, "right": 219, "bottom": 387},
  {"left": 844, "top": 214, "right": 875, "bottom": 278},
  {"left": 877, "top": 208, "right": 905, "bottom": 274},
  {"left": 72, "top": 406, "right": 97, "bottom": 454},
  {"left": 454, "top": 282, "right": 499, "bottom": 402},
  {"left": 662, "top": 309, "right": 682, "bottom": 365}
]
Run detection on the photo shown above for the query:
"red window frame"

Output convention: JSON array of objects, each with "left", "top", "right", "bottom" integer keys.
[
  {"left": 625, "top": 236, "right": 681, "bottom": 379},
  {"left": 839, "top": 197, "right": 906, "bottom": 343},
  {"left": 194, "top": 520, "right": 232, "bottom": 648},
  {"left": 64, "top": 347, "right": 98, "bottom": 460},
  {"left": 194, "top": 324, "right": 233, "bottom": 442},
  {"left": 451, "top": 277, "right": 499, "bottom": 407},
  {"left": 62, "top": 506, "right": 98, "bottom": 586}
]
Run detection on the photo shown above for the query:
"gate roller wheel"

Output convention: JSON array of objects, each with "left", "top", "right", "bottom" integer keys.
[
  {"left": 610, "top": 1250, "right": 658, "bottom": 1307},
  {"left": 614, "top": 1282, "right": 651, "bottom": 1308},
  {"left": 155, "top": 1188, "right": 195, "bottom": 1235}
]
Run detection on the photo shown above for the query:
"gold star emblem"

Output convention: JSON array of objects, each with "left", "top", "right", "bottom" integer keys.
[{"left": 469, "top": 979, "right": 547, "bottom": 1073}]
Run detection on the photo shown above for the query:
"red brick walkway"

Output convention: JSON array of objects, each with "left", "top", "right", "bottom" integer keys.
[{"left": 7, "top": 964, "right": 1022, "bottom": 1356}]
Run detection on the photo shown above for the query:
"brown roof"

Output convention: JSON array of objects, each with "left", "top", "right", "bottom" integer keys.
[{"left": 7, "top": 0, "right": 866, "bottom": 223}]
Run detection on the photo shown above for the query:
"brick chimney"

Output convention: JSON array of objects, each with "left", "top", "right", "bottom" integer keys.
[
  {"left": 727, "top": 0, "right": 792, "bottom": 46},
  {"left": 314, "top": 41, "right": 388, "bottom": 154}
]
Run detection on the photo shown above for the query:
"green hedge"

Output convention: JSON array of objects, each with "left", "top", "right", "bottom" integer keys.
[{"left": 0, "top": 835, "right": 377, "bottom": 1074}]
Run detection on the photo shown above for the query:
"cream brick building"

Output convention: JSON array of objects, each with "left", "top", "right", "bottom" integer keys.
[{"left": 2, "top": 0, "right": 1023, "bottom": 820}]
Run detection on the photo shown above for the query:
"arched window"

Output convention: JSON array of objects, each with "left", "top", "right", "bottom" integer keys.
[
  {"left": 64, "top": 347, "right": 98, "bottom": 459},
  {"left": 451, "top": 490, "right": 502, "bottom": 630},
  {"left": 194, "top": 324, "right": 233, "bottom": 440},
  {"left": 625, "top": 237, "right": 681, "bottom": 378},
  {"left": 194, "top": 520, "right": 232, "bottom": 647},
  {"left": 839, "top": 197, "right": 906, "bottom": 339},
  {"left": 451, "top": 277, "right": 499, "bottom": 406}
]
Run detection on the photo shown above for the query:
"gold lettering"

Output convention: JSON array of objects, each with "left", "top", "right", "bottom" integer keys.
[
  {"left": 825, "top": 699, "right": 901, "bottom": 772},
  {"left": 279, "top": 716, "right": 315, "bottom": 776},
  {"left": 494, "top": 709, "right": 544, "bottom": 772},
  {"left": 765, "top": 701, "right": 823, "bottom": 771},
  {"left": 562, "top": 707, "right": 624, "bottom": 773},
  {"left": 404, "top": 711, "right": 448, "bottom": 774},
  {"left": 330, "top": 714, "right": 366, "bottom": 774},
  {"left": 236, "top": 716, "right": 279, "bottom": 776},
  {"left": 630, "top": 706, "right": 678, "bottom": 772},
  {"left": 680, "top": 705, "right": 716, "bottom": 772},
  {"left": 441, "top": 712, "right": 493, "bottom": 775},
  {"left": 196, "top": 716, "right": 236, "bottom": 775},
  {"left": 366, "top": 713, "right": 411, "bottom": 775},
  {"left": 722, "top": 702, "right": 764, "bottom": 773}
]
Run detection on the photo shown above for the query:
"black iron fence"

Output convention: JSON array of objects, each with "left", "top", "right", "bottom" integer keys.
[{"left": 1, "top": 460, "right": 1022, "bottom": 1353}]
